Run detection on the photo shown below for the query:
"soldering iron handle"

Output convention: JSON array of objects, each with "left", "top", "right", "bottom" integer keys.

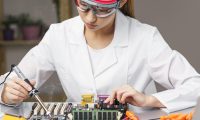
[
  {"left": 12, "top": 64, "right": 34, "bottom": 89},
  {"left": 24, "top": 78, "right": 35, "bottom": 90}
]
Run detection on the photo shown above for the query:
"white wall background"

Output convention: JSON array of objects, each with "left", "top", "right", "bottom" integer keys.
[{"left": 135, "top": 0, "right": 200, "bottom": 73}]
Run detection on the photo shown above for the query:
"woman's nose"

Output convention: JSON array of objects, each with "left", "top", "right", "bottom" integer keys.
[{"left": 85, "top": 10, "right": 97, "bottom": 23}]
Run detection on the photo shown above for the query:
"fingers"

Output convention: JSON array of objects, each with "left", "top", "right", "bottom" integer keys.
[
  {"left": 5, "top": 86, "right": 28, "bottom": 99},
  {"left": 6, "top": 92, "right": 24, "bottom": 103},
  {"left": 109, "top": 89, "right": 117, "bottom": 104},
  {"left": 13, "top": 78, "right": 32, "bottom": 91},
  {"left": 104, "top": 97, "right": 111, "bottom": 103},
  {"left": 121, "top": 92, "right": 134, "bottom": 104},
  {"left": 7, "top": 80, "right": 29, "bottom": 96},
  {"left": 116, "top": 89, "right": 135, "bottom": 104},
  {"left": 106, "top": 85, "right": 136, "bottom": 104},
  {"left": 30, "top": 80, "right": 36, "bottom": 86},
  {"left": 116, "top": 89, "right": 127, "bottom": 102},
  {"left": 2, "top": 77, "right": 36, "bottom": 104},
  {"left": 104, "top": 89, "right": 118, "bottom": 104}
]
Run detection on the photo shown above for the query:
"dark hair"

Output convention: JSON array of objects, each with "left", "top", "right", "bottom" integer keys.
[{"left": 119, "top": 0, "right": 135, "bottom": 18}]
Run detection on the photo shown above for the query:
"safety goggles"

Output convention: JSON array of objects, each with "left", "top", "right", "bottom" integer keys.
[{"left": 75, "top": 0, "right": 120, "bottom": 18}]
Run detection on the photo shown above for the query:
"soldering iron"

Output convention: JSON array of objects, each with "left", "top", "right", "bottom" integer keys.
[{"left": 11, "top": 64, "right": 52, "bottom": 118}]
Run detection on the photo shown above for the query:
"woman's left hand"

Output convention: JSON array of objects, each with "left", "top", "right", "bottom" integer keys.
[{"left": 104, "top": 85, "right": 165, "bottom": 108}]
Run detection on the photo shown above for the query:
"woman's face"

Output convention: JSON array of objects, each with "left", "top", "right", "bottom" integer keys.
[{"left": 78, "top": 7, "right": 116, "bottom": 32}]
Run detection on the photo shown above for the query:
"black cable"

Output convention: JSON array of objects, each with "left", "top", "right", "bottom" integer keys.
[{"left": 0, "top": 65, "right": 14, "bottom": 85}]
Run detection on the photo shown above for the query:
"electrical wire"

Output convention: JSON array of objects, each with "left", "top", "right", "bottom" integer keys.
[{"left": 0, "top": 65, "right": 14, "bottom": 85}]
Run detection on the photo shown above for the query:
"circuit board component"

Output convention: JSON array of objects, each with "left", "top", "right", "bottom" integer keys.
[
  {"left": 81, "top": 94, "right": 94, "bottom": 106},
  {"left": 27, "top": 95, "right": 128, "bottom": 120}
]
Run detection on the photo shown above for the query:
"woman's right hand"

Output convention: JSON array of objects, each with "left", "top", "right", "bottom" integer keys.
[{"left": 1, "top": 77, "right": 36, "bottom": 105}]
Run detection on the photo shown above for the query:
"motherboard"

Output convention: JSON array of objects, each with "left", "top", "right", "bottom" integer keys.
[{"left": 28, "top": 95, "right": 128, "bottom": 120}]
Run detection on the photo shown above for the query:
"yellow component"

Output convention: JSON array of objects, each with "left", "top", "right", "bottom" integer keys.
[
  {"left": 81, "top": 94, "right": 94, "bottom": 106},
  {"left": 3, "top": 114, "right": 26, "bottom": 120}
]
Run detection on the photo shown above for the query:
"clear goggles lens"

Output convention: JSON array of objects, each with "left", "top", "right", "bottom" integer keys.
[{"left": 75, "top": 0, "right": 118, "bottom": 17}]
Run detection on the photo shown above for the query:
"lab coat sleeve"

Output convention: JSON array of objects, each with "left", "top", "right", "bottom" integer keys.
[
  {"left": 17, "top": 25, "right": 56, "bottom": 89},
  {"left": 0, "top": 25, "right": 56, "bottom": 105},
  {"left": 147, "top": 28, "right": 200, "bottom": 112}
]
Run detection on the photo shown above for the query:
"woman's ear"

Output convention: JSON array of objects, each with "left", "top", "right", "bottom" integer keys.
[{"left": 119, "top": 0, "right": 127, "bottom": 8}]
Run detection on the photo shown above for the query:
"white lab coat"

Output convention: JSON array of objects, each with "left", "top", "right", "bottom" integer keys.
[{"left": 1, "top": 10, "right": 200, "bottom": 112}]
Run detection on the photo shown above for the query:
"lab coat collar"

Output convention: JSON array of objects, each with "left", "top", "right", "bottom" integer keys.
[
  {"left": 69, "top": 10, "right": 129, "bottom": 47},
  {"left": 112, "top": 10, "right": 129, "bottom": 47},
  {"left": 67, "top": 10, "right": 129, "bottom": 78}
]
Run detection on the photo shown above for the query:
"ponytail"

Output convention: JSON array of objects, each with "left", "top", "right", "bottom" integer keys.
[{"left": 119, "top": 0, "right": 135, "bottom": 18}]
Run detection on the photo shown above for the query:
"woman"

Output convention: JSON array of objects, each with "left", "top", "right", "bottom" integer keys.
[{"left": 0, "top": 0, "right": 200, "bottom": 113}]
